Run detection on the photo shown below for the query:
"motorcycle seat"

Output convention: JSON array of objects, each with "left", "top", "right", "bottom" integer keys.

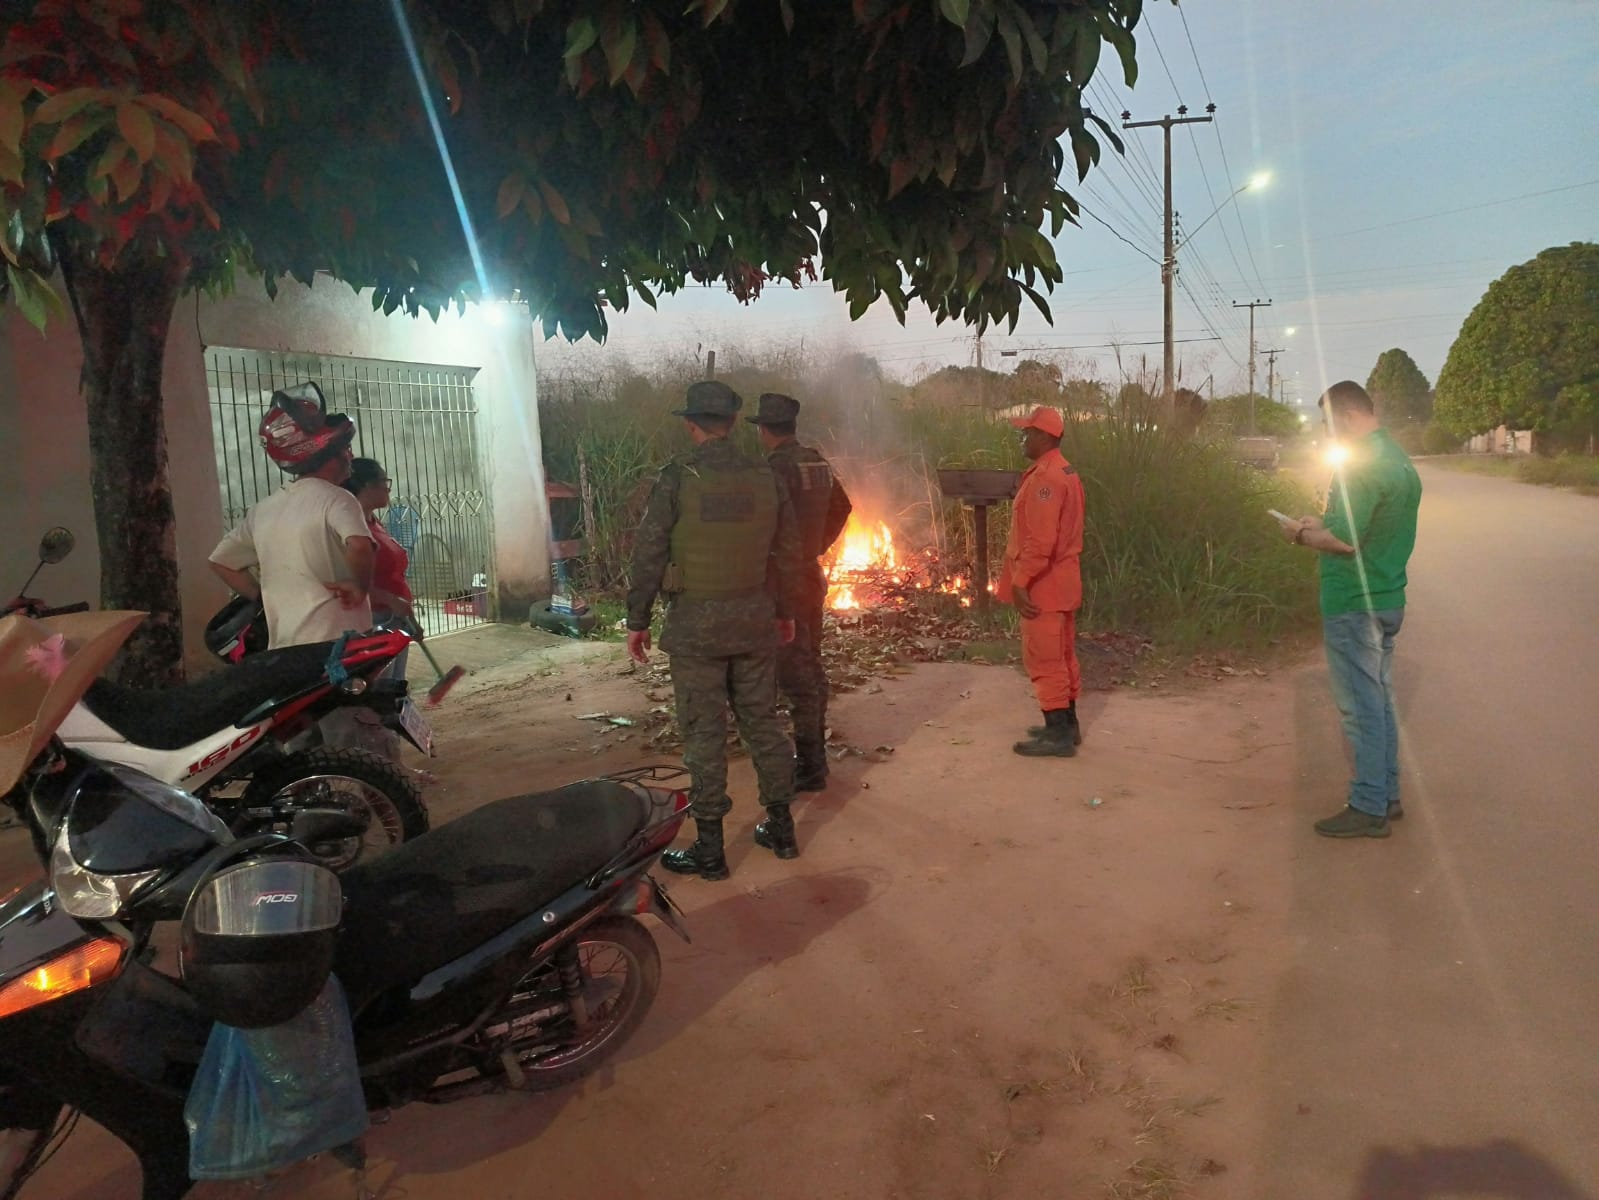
[
  {"left": 80, "top": 642, "right": 337, "bottom": 750},
  {"left": 334, "top": 780, "right": 650, "bottom": 1006}
]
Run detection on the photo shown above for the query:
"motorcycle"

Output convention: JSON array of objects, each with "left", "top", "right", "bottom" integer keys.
[
  {"left": 8, "top": 529, "right": 431, "bottom": 870},
  {"left": 0, "top": 736, "right": 690, "bottom": 1200}
]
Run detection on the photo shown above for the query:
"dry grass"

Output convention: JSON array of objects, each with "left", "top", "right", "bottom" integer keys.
[{"left": 1193, "top": 997, "right": 1251, "bottom": 1021}]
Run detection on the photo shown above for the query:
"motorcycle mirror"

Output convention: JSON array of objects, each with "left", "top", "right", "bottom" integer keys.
[{"left": 38, "top": 528, "right": 75, "bottom": 564}]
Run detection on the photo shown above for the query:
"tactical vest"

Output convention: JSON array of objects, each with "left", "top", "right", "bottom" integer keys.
[
  {"left": 775, "top": 445, "right": 835, "bottom": 561},
  {"left": 668, "top": 462, "right": 778, "bottom": 597}
]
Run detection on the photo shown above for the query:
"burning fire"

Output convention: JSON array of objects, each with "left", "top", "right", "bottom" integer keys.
[
  {"left": 824, "top": 512, "right": 1000, "bottom": 611},
  {"left": 826, "top": 517, "right": 897, "bottom": 610}
]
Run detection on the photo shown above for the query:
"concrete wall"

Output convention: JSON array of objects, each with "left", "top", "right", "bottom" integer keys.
[{"left": 1, "top": 274, "right": 546, "bottom": 674}]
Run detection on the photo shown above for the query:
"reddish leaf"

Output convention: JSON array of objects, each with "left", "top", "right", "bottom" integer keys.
[
  {"left": 0, "top": 79, "right": 25, "bottom": 156},
  {"left": 887, "top": 156, "right": 915, "bottom": 198},
  {"left": 496, "top": 172, "right": 524, "bottom": 218},
  {"left": 44, "top": 112, "right": 106, "bottom": 160},
  {"left": 539, "top": 179, "right": 571, "bottom": 225},
  {"left": 32, "top": 87, "right": 105, "bottom": 125},
  {"left": 146, "top": 164, "right": 173, "bottom": 214},
  {"left": 109, "top": 153, "right": 142, "bottom": 202}
]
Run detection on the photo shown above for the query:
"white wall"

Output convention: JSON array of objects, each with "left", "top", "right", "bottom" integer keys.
[{"left": 1, "top": 273, "right": 546, "bottom": 674}]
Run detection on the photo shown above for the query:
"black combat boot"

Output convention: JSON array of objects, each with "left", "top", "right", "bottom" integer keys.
[
  {"left": 1013, "top": 709, "right": 1077, "bottom": 757},
  {"left": 1028, "top": 702, "right": 1084, "bottom": 746},
  {"left": 794, "top": 737, "right": 829, "bottom": 792},
  {"left": 660, "top": 818, "right": 731, "bottom": 880},
  {"left": 753, "top": 804, "right": 800, "bottom": 860}
]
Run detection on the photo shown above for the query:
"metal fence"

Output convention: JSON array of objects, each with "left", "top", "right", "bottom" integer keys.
[{"left": 206, "top": 348, "right": 493, "bottom": 637}]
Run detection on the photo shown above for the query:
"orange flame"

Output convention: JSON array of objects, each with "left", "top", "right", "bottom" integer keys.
[{"left": 827, "top": 516, "right": 897, "bottom": 610}]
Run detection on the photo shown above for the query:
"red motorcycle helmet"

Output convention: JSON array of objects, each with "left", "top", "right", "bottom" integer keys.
[{"left": 258, "top": 382, "right": 356, "bottom": 475}]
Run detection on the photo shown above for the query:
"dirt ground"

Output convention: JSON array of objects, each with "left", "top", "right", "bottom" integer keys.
[{"left": 34, "top": 624, "right": 1304, "bottom": 1200}]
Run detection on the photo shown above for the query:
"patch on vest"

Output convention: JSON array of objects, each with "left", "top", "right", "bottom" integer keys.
[
  {"left": 1037, "top": 486, "right": 1053, "bottom": 500},
  {"left": 795, "top": 461, "right": 832, "bottom": 492},
  {"left": 698, "top": 489, "right": 756, "bottom": 522}
]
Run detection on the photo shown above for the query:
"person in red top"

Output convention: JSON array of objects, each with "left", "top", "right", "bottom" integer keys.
[
  {"left": 345, "top": 458, "right": 414, "bottom": 625},
  {"left": 996, "top": 406, "right": 1087, "bottom": 757},
  {"left": 344, "top": 457, "right": 415, "bottom": 762}
]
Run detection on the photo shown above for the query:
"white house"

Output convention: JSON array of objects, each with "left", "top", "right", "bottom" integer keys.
[{"left": 1, "top": 274, "right": 550, "bottom": 673}]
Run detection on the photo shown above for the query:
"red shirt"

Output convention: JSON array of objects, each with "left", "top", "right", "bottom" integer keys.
[
  {"left": 995, "top": 447, "right": 1084, "bottom": 613},
  {"left": 369, "top": 515, "right": 412, "bottom": 608}
]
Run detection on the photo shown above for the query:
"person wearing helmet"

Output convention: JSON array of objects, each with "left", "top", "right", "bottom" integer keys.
[{"left": 208, "top": 383, "right": 375, "bottom": 650}]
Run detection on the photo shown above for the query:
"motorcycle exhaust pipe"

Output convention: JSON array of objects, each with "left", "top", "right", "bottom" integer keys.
[{"left": 289, "top": 807, "right": 371, "bottom": 844}]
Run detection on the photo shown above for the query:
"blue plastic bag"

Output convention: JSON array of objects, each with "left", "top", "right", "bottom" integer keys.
[{"left": 184, "top": 976, "right": 369, "bottom": 1181}]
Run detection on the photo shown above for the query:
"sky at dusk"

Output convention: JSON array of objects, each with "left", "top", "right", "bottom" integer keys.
[{"left": 537, "top": 0, "right": 1599, "bottom": 406}]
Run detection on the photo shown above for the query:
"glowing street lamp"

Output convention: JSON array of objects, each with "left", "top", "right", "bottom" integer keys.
[{"left": 1179, "top": 171, "right": 1271, "bottom": 245}]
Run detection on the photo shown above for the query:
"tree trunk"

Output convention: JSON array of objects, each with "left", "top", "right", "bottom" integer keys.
[{"left": 56, "top": 240, "right": 189, "bottom": 686}]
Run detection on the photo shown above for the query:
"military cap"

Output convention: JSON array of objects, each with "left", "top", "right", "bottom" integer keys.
[
  {"left": 672, "top": 380, "right": 744, "bottom": 418},
  {"left": 747, "top": 392, "right": 802, "bottom": 426}
]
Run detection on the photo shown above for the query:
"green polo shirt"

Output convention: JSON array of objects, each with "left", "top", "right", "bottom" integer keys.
[{"left": 1320, "top": 429, "right": 1422, "bottom": 616}]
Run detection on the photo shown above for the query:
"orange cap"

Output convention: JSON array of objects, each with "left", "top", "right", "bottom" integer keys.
[{"left": 1008, "top": 405, "right": 1064, "bottom": 438}]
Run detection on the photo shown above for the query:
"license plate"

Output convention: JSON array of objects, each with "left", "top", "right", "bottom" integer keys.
[{"left": 397, "top": 698, "right": 435, "bottom": 757}]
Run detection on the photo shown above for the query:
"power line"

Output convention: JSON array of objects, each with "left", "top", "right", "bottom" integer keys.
[
  {"left": 1076, "top": 201, "right": 1163, "bottom": 264},
  {"left": 1175, "top": 1, "right": 1214, "bottom": 103},
  {"left": 1319, "top": 179, "right": 1599, "bottom": 239},
  {"left": 1143, "top": 20, "right": 1184, "bottom": 102}
]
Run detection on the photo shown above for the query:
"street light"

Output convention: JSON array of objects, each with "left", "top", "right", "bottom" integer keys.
[{"left": 1178, "top": 171, "right": 1271, "bottom": 246}]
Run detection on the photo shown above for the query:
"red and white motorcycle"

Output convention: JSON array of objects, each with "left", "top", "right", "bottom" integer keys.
[{"left": 7, "top": 528, "right": 438, "bottom": 869}]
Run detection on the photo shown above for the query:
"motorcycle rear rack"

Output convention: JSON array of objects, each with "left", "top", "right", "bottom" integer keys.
[{"left": 598, "top": 763, "right": 691, "bottom": 789}]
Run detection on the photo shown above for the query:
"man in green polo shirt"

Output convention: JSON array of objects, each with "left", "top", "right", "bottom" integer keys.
[{"left": 1282, "top": 380, "right": 1423, "bottom": 839}]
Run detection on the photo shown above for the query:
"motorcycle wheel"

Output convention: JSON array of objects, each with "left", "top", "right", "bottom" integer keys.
[
  {"left": 504, "top": 916, "right": 661, "bottom": 1092},
  {"left": 0, "top": 1084, "right": 66, "bottom": 1200},
  {"left": 237, "top": 747, "right": 429, "bottom": 871}
]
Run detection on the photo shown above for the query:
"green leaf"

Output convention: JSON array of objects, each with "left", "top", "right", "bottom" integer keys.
[
  {"left": 32, "top": 87, "right": 106, "bottom": 125},
  {"left": 117, "top": 102, "right": 156, "bottom": 163},
  {"left": 996, "top": 11, "right": 1024, "bottom": 83},
  {"left": 938, "top": 0, "right": 969, "bottom": 28},
  {"left": 564, "top": 16, "right": 598, "bottom": 60},
  {"left": 1070, "top": 17, "right": 1101, "bottom": 82},
  {"left": 44, "top": 112, "right": 106, "bottom": 160},
  {"left": 959, "top": 4, "right": 995, "bottom": 66},
  {"left": 110, "top": 152, "right": 142, "bottom": 201},
  {"left": 602, "top": 16, "right": 638, "bottom": 85},
  {"left": 136, "top": 95, "right": 216, "bottom": 143},
  {"left": 887, "top": 156, "right": 916, "bottom": 198},
  {"left": 5, "top": 264, "right": 62, "bottom": 332},
  {"left": 0, "top": 79, "right": 25, "bottom": 156}
]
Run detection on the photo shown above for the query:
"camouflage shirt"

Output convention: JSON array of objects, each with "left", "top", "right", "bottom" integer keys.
[
  {"left": 626, "top": 437, "right": 806, "bottom": 657},
  {"left": 767, "top": 440, "right": 852, "bottom": 560}
]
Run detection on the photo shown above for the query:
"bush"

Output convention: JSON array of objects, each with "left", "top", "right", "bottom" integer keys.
[
  {"left": 1518, "top": 454, "right": 1599, "bottom": 491},
  {"left": 538, "top": 349, "right": 1321, "bottom": 649},
  {"left": 1422, "top": 420, "right": 1463, "bottom": 455}
]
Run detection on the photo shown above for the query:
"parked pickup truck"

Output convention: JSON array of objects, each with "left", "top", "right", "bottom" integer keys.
[{"left": 1234, "top": 436, "right": 1280, "bottom": 470}]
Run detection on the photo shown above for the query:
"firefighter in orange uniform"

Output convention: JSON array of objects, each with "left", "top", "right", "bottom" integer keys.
[{"left": 996, "top": 405, "right": 1086, "bottom": 756}]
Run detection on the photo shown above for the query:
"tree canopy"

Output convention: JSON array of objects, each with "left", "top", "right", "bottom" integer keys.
[
  {"left": 0, "top": 0, "right": 1153, "bottom": 678},
  {"left": 1365, "top": 348, "right": 1431, "bottom": 425},
  {"left": 1434, "top": 243, "right": 1599, "bottom": 442},
  {"left": 1206, "top": 392, "right": 1301, "bottom": 439}
]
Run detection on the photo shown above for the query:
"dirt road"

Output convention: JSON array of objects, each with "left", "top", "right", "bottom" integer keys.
[{"left": 19, "top": 463, "right": 1599, "bottom": 1199}]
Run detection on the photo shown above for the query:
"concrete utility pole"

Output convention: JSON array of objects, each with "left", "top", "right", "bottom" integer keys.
[
  {"left": 1123, "top": 105, "right": 1214, "bottom": 424},
  {"left": 1261, "top": 348, "right": 1285, "bottom": 416},
  {"left": 1232, "top": 299, "right": 1272, "bottom": 434}
]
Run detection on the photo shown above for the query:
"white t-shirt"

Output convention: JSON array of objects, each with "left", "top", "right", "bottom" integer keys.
[{"left": 210, "top": 477, "right": 375, "bottom": 649}]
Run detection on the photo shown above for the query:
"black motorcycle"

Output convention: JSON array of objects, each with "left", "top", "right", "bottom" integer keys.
[{"left": 0, "top": 745, "right": 690, "bottom": 1199}]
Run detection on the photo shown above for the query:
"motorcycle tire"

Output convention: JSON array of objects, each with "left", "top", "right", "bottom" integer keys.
[
  {"left": 518, "top": 916, "right": 661, "bottom": 1092},
  {"left": 0, "top": 1083, "right": 65, "bottom": 1200},
  {"left": 237, "top": 747, "right": 429, "bottom": 872}
]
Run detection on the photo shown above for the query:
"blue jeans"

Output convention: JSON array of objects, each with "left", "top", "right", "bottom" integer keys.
[{"left": 1323, "top": 609, "right": 1404, "bottom": 817}]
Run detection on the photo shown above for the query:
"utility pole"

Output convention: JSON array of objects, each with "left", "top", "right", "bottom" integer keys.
[
  {"left": 1232, "top": 299, "right": 1272, "bottom": 434},
  {"left": 1261, "top": 348, "right": 1285, "bottom": 414},
  {"left": 1123, "top": 105, "right": 1214, "bottom": 424}
]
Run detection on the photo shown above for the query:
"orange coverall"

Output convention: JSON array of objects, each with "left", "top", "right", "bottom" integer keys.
[{"left": 995, "top": 447, "right": 1085, "bottom": 711}]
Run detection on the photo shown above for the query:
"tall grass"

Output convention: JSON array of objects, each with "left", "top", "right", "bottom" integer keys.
[{"left": 537, "top": 355, "right": 1320, "bottom": 648}]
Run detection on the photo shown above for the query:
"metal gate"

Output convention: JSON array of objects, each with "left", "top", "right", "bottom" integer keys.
[{"left": 206, "top": 348, "right": 493, "bottom": 637}]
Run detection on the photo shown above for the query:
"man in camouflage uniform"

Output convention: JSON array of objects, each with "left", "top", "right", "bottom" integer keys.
[
  {"left": 626, "top": 381, "right": 806, "bottom": 880},
  {"left": 747, "top": 393, "right": 852, "bottom": 792}
]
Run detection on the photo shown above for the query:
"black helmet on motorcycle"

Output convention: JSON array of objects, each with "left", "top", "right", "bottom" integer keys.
[
  {"left": 180, "top": 856, "right": 343, "bottom": 1028},
  {"left": 258, "top": 382, "right": 356, "bottom": 476},
  {"left": 204, "top": 594, "right": 268, "bottom": 663}
]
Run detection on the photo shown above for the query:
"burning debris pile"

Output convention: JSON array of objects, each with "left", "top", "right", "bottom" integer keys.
[{"left": 823, "top": 513, "right": 996, "bottom": 614}]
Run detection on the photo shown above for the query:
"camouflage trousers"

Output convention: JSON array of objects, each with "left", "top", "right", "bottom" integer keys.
[
  {"left": 671, "top": 650, "right": 796, "bottom": 821},
  {"left": 777, "top": 586, "right": 830, "bottom": 762}
]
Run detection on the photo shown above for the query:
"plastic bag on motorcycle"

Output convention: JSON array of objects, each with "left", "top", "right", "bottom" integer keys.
[{"left": 180, "top": 859, "right": 368, "bottom": 1179}]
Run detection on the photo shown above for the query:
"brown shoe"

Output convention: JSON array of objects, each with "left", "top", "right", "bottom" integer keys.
[{"left": 1313, "top": 806, "right": 1390, "bottom": 839}]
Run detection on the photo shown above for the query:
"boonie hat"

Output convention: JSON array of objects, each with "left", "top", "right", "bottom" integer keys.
[
  {"left": 747, "top": 393, "right": 801, "bottom": 426},
  {"left": 673, "top": 380, "right": 744, "bottom": 419}
]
